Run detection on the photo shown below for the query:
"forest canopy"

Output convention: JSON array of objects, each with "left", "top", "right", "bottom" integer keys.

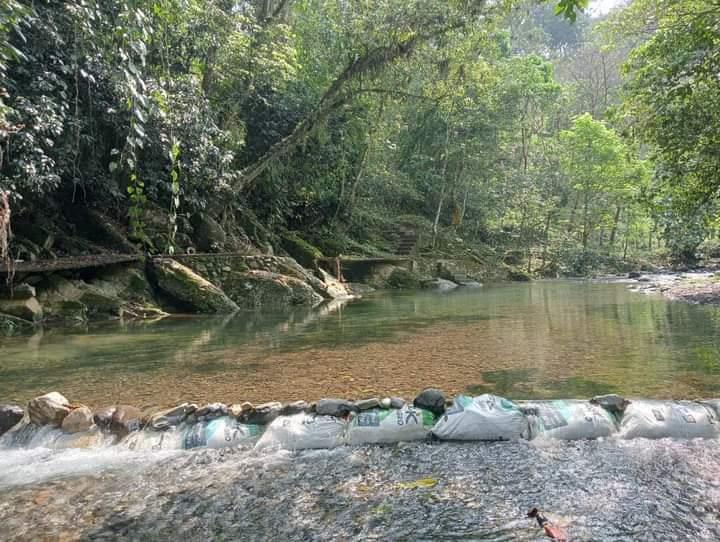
[{"left": 1, "top": 0, "right": 718, "bottom": 274}]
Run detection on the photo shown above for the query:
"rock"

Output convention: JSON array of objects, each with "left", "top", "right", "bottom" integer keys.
[
  {"left": 111, "top": 405, "right": 143, "bottom": 436},
  {"left": 0, "top": 283, "right": 36, "bottom": 300},
  {"left": 355, "top": 398, "right": 380, "bottom": 411},
  {"left": 196, "top": 402, "right": 227, "bottom": 420},
  {"left": 191, "top": 213, "right": 227, "bottom": 252},
  {"left": 228, "top": 404, "right": 245, "bottom": 418},
  {"left": 241, "top": 402, "right": 282, "bottom": 425},
  {"left": 152, "top": 258, "right": 239, "bottom": 313},
  {"left": 390, "top": 397, "right": 406, "bottom": 409},
  {"left": 65, "top": 205, "right": 139, "bottom": 254},
  {"left": 0, "top": 297, "right": 43, "bottom": 322},
  {"left": 280, "top": 232, "right": 323, "bottom": 268},
  {"left": 638, "top": 277, "right": 651, "bottom": 282},
  {"left": 148, "top": 403, "right": 197, "bottom": 430},
  {"left": 317, "top": 268, "right": 352, "bottom": 299},
  {"left": 223, "top": 270, "right": 323, "bottom": 309},
  {"left": 280, "top": 401, "right": 309, "bottom": 416},
  {"left": 346, "top": 283, "right": 376, "bottom": 296},
  {"left": 61, "top": 406, "right": 95, "bottom": 433},
  {"left": 628, "top": 271, "right": 642, "bottom": 279},
  {"left": 27, "top": 392, "right": 71, "bottom": 426},
  {"left": 94, "top": 405, "right": 143, "bottom": 437},
  {"left": 506, "top": 268, "right": 532, "bottom": 282},
  {"left": 316, "top": 398, "right": 358, "bottom": 417},
  {"left": 78, "top": 288, "right": 121, "bottom": 317},
  {"left": 0, "top": 405, "right": 24, "bottom": 435},
  {"left": 413, "top": 389, "right": 446, "bottom": 416},
  {"left": 591, "top": 394, "right": 630, "bottom": 414},
  {"left": 379, "top": 398, "right": 392, "bottom": 409},
  {"left": 58, "top": 300, "right": 88, "bottom": 321},
  {"left": 386, "top": 268, "right": 422, "bottom": 289},
  {"left": 422, "top": 278, "right": 458, "bottom": 291},
  {"left": 457, "top": 280, "right": 483, "bottom": 288}
]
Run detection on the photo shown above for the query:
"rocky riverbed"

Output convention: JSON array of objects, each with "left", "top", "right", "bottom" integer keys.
[{"left": 624, "top": 271, "right": 720, "bottom": 305}]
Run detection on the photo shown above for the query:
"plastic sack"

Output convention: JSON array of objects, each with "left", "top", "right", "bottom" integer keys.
[
  {"left": 521, "top": 400, "right": 618, "bottom": 440},
  {"left": 619, "top": 400, "right": 719, "bottom": 439},
  {"left": 431, "top": 394, "right": 529, "bottom": 441},
  {"left": 254, "top": 414, "right": 347, "bottom": 450},
  {"left": 122, "top": 427, "right": 185, "bottom": 451},
  {"left": 346, "top": 406, "right": 435, "bottom": 445},
  {"left": 183, "top": 416, "right": 262, "bottom": 450}
]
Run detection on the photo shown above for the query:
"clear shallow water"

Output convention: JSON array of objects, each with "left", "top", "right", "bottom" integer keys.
[
  {"left": 1, "top": 281, "right": 720, "bottom": 409},
  {"left": 2, "top": 281, "right": 720, "bottom": 540}
]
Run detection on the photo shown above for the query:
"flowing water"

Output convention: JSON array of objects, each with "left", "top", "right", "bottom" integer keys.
[{"left": 2, "top": 280, "right": 720, "bottom": 540}]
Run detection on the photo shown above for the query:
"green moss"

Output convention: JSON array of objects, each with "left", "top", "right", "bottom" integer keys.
[
  {"left": 280, "top": 232, "right": 323, "bottom": 267},
  {"left": 386, "top": 268, "right": 422, "bottom": 289}
]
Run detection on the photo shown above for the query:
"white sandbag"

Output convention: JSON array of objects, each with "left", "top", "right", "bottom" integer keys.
[
  {"left": 183, "top": 416, "right": 262, "bottom": 450},
  {"left": 254, "top": 414, "right": 347, "bottom": 450},
  {"left": 619, "top": 400, "right": 719, "bottom": 439},
  {"left": 122, "top": 427, "right": 185, "bottom": 451},
  {"left": 521, "top": 400, "right": 618, "bottom": 440},
  {"left": 346, "top": 406, "right": 435, "bottom": 445},
  {"left": 431, "top": 394, "right": 529, "bottom": 441}
]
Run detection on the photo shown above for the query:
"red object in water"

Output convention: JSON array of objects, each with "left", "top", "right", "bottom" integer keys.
[{"left": 528, "top": 508, "right": 568, "bottom": 541}]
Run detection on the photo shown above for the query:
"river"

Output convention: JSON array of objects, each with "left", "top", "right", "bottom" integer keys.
[{"left": 2, "top": 280, "right": 720, "bottom": 540}]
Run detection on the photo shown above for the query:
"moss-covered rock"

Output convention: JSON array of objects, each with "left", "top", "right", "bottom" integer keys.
[
  {"left": 506, "top": 267, "right": 532, "bottom": 282},
  {"left": 222, "top": 270, "right": 323, "bottom": 310},
  {"left": 152, "top": 258, "right": 239, "bottom": 313},
  {"left": 280, "top": 232, "right": 323, "bottom": 268},
  {"left": 191, "top": 213, "right": 227, "bottom": 252},
  {"left": 386, "top": 268, "right": 422, "bottom": 289}
]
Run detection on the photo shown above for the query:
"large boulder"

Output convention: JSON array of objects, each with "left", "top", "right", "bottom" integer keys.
[
  {"left": 28, "top": 392, "right": 72, "bottom": 426},
  {"left": 223, "top": 270, "right": 323, "bottom": 309},
  {"left": 317, "top": 268, "right": 352, "bottom": 298},
  {"left": 152, "top": 258, "right": 239, "bottom": 313},
  {"left": 61, "top": 406, "right": 95, "bottom": 434},
  {"left": 0, "top": 296, "right": 43, "bottom": 322},
  {"left": 191, "top": 213, "right": 227, "bottom": 252},
  {"left": 280, "top": 232, "right": 323, "bottom": 268},
  {"left": 0, "top": 405, "right": 24, "bottom": 435}
]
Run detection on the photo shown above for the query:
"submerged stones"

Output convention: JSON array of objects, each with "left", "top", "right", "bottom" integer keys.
[
  {"left": 0, "top": 405, "right": 24, "bottom": 436},
  {"left": 28, "top": 392, "right": 71, "bottom": 426}
]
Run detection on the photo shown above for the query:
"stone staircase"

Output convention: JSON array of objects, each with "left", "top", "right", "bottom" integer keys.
[{"left": 392, "top": 229, "right": 418, "bottom": 256}]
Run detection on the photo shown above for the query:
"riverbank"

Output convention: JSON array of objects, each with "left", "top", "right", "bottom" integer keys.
[{"left": 627, "top": 270, "right": 720, "bottom": 305}]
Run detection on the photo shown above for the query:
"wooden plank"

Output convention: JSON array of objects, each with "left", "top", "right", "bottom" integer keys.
[{"left": 0, "top": 254, "right": 141, "bottom": 274}]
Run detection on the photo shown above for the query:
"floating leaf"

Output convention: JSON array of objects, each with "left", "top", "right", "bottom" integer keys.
[{"left": 396, "top": 478, "right": 437, "bottom": 490}]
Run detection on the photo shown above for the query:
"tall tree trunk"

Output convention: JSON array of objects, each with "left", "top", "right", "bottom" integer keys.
[
  {"left": 609, "top": 204, "right": 622, "bottom": 246},
  {"left": 433, "top": 111, "right": 453, "bottom": 248},
  {"left": 582, "top": 187, "right": 590, "bottom": 250}
]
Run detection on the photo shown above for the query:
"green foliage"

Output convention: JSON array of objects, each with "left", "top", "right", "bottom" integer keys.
[{"left": 0, "top": 0, "right": 656, "bottom": 277}]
